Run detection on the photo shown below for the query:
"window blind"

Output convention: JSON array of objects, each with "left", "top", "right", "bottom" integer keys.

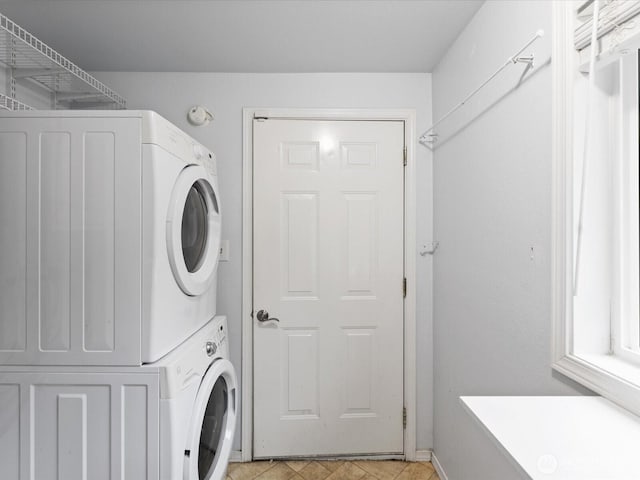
[{"left": 574, "top": 0, "right": 640, "bottom": 50}]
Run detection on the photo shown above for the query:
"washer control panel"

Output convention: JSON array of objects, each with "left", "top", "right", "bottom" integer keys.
[
  {"left": 154, "top": 316, "right": 229, "bottom": 399},
  {"left": 204, "top": 323, "right": 226, "bottom": 357}
]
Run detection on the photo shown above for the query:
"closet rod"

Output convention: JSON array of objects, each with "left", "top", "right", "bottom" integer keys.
[{"left": 419, "top": 29, "right": 544, "bottom": 146}]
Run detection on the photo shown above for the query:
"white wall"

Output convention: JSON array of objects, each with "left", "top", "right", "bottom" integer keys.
[
  {"left": 432, "top": 2, "right": 592, "bottom": 479},
  {"left": 93, "top": 71, "right": 434, "bottom": 452}
]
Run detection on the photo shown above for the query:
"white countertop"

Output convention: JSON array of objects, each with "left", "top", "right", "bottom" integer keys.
[{"left": 461, "top": 396, "right": 640, "bottom": 480}]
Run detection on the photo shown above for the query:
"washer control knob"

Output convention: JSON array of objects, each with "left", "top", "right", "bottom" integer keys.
[
  {"left": 206, "top": 341, "right": 217, "bottom": 356},
  {"left": 193, "top": 144, "right": 204, "bottom": 160}
]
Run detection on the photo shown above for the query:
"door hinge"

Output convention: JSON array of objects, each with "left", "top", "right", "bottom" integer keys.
[
  {"left": 403, "top": 407, "right": 407, "bottom": 429},
  {"left": 403, "top": 146, "right": 407, "bottom": 166},
  {"left": 403, "top": 278, "right": 407, "bottom": 298}
]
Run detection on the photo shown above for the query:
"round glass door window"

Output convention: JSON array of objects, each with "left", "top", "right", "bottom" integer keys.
[
  {"left": 184, "top": 358, "right": 237, "bottom": 480},
  {"left": 182, "top": 182, "right": 212, "bottom": 273},
  {"left": 167, "top": 165, "right": 221, "bottom": 296},
  {"left": 198, "top": 377, "right": 228, "bottom": 479}
]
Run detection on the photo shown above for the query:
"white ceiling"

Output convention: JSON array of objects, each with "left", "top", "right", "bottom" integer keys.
[{"left": 0, "top": 0, "right": 483, "bottom": 73}]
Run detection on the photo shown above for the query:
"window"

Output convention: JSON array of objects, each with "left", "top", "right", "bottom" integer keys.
[
  {"left": 613, "top": 49, "right": 640, "bottom": 363},
  {"left": 552, "top": 1, "right": 640, "bottom": 416}
]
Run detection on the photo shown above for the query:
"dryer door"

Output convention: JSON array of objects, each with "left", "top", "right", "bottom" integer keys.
[
  {"left": 167, "top": 165, "right": 221, "bottom": 296},
  {"left": 184, "top": 358, "right": 237, "bottom": 480}
]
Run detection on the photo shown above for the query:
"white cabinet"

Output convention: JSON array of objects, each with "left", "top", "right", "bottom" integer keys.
[
  {"left": 0, "top": 370, "right": 159, "bottom": 480},
  {"left": 0, "top": 116, "right": 142, "bottom": 365}
]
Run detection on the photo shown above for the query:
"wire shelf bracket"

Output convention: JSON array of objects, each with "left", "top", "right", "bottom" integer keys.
[{"left": 419, "top": 29, "right": 544, "bottom": 147}]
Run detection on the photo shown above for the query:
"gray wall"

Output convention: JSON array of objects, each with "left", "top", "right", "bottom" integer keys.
[
  {"left": 432, "top": 2, "right": 591, "bottom": 479},
  {"left": 93, "top": 72, "right": 434, "bottom": 452}
]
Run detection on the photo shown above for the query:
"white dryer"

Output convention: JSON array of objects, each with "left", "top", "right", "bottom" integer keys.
[
  {"left": 0, "top": 316, "right": 238, "bottom": 480},
  {"left": 141, "top": 111, "right": 222, "bottom": 362},
  {"left": 0, "top": 111, "right": 221, "bottom": 365}
]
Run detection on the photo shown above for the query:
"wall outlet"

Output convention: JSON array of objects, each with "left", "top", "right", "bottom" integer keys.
[{"left": 219, "top": 240, "right": 230, "bottom": 262}]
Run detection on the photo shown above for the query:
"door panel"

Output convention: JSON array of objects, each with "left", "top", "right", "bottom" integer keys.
[{"left": 253, "top": 119, "right": 404, "bottom": 457}]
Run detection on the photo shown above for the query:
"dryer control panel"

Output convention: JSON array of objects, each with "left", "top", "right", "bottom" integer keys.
[{"left": 141, "top": 110, "right": 217, "bottom": 176}]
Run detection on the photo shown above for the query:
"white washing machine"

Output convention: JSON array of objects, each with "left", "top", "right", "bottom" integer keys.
[
  {"left": 0, "top": 316, "right": 237, "bottom": 480},
  {"left": 0, "top": 111, "right": 221, "bottom": 365},
  {"left": 152, "top": 315, "right": 237, "bottom": 480}
]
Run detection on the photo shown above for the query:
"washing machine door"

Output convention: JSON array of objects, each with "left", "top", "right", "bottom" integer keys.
[
  {"left": 167, "top": 164, "right": 221, "bottom": 296},
  {"left": 184, "top": 358, "right": 237, "bottom": 480}
]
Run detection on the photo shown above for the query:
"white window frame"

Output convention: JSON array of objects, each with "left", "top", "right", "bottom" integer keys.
[
  {"left": 613, "top": 51, "right": 640, "bottom": 364},
  {"left": 552, "top": 1, "right": 640, "bottom": 416}
]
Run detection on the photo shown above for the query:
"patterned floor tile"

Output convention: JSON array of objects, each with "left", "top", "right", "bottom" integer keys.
[
  {"left": 315, "top": 460, "right": 345, "bottom": 473},
  {"left": 228, "top": 461, "right": 275, "bottom": 480},
  {"left": 394, "top": 462, "right": 436, "bottom": 480},
  {"left": 228, "top": 460, "right": 438, "bottom": 480},
  {"left": 286, "top": 461, "right": 310, "bottom": 472},
  {"left": 324, "top": 462, "right": 367, "bottom": 480},
  {"left": 255, "top": 463, "right": 298, "bottom": 480},
  {"left": 298, "top": 461, "right": 332, "bottom": 480},
  {"left": 354, "top": 460, "right": 408, "bottom": 480}
]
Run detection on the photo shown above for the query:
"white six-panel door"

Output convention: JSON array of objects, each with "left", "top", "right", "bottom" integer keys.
[{"left": 253, "top": 119, "right": 405, "bottom": 457}]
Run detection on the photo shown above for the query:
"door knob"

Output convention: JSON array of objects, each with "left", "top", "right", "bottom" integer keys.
[{"left": 256, "top": 309, "right": 279, "bottom": 323}]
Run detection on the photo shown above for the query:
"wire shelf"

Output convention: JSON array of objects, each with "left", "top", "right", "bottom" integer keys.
[
  {"left": 0, "top": 92, "right": 32, "bottom": 110},
  {"left": 0, "top": 12, "right": 126, "bottom": 110}
]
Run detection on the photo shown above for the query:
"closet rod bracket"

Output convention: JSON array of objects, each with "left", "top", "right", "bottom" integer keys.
[
  {"left": 421, "top": 132, "right": 439, "bottom": 145},
  {"left": 513, "top": 54, "right": 535, "bottom": 66}
]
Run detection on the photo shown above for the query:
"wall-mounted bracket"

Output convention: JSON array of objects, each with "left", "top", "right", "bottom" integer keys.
[
  {"left": 420, "top": 241, "right": 440, "bottom": 256},
  {"left": 419, "top": 132, "right": 439, "bottom": 146},
  {"left": 513, "top": 54, "right": 535, "bottom": 66}
]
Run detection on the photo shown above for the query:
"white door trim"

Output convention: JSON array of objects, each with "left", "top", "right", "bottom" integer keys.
[{"left": 241, "top": 108, "right": 418, "bottom": 461}]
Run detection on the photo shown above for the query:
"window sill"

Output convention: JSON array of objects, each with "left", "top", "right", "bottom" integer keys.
[
  {"left": 552, "top": 353, "right": 640, "bottom": 417},
  {"left": 578, "top": 353, "right": 640, "bottom": 386},
  {"left": 461, "top": 396, "right": 640, "bottom": 479}
]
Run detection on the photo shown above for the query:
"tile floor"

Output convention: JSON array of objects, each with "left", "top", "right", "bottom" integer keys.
[{"left": 227, "top": 460, "right": 440, "bottom": 480}]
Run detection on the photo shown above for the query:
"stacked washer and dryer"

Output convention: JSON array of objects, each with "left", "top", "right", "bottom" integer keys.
[{"left": 0, "top": 111, "right": 237, "bottom": 480}]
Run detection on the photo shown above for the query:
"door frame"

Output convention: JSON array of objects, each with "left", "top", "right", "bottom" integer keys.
[{"left": 241, "top": 108, "right": 417, "bottom": 461}]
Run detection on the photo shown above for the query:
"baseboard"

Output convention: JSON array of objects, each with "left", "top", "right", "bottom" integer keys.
[
  {"left": 231, "top": 449, "right": 438, "bottom": 465},
  {"left": 415, "top": 449, "right": 432, "bottom": 462},
  {"left": 230, "top": 450, "right": 243, "bottom": 463},
  {"left": 431, "top": 453, "right": 448, "bottom": 480}
]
